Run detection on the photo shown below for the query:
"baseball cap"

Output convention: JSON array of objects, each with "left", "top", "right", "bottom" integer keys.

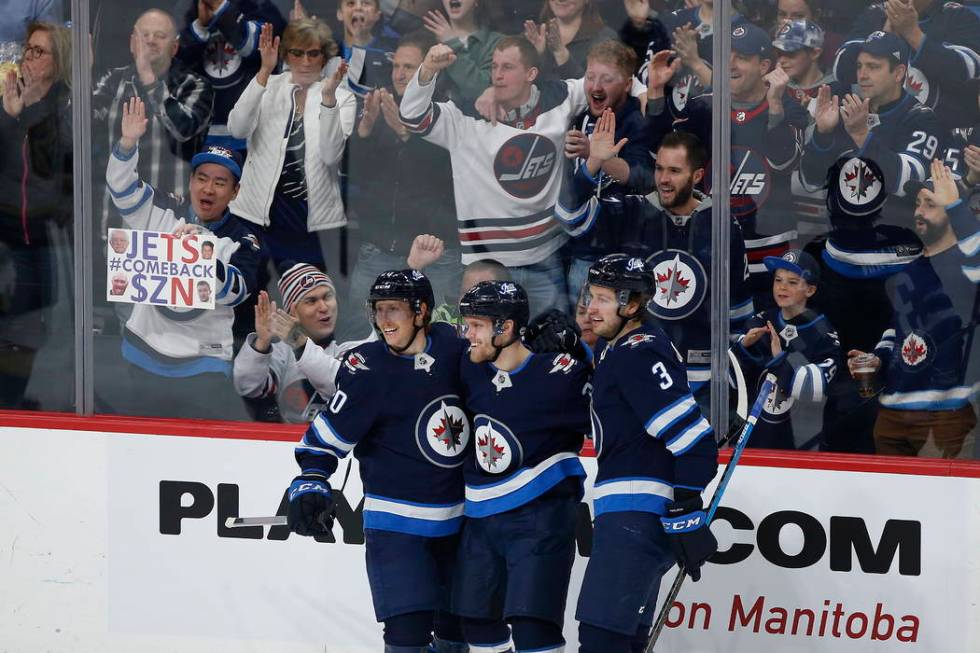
[
  {"left": 764, "top": 249, "right": 820, "bottom": 284},
  {"left": 731, "top": 23, "right": 773, "bottom": 59},
  {"left": 858, "top": 31, "right": 911, "bottom": 67},
  {"left": 191, "top": 145, "right": 244, "bottom": 181},
  {"left": 773, "top": 19, "right": 825, "bottom": 53}
]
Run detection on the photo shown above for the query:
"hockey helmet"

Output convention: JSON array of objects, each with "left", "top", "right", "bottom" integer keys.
[
  {"left": 368, "top": 269, "right": 435, "bottom": 316},
  {"left": 587, "top": 254, "right": 655, "bottom": 308},
  {"left": 459, "top": 280, "right": 530, "bottom": 336},
  {"left": 826, "top": 156, "right": 887, "bottom": 220}
]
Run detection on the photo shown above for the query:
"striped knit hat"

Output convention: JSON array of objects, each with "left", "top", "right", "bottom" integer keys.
[{"left": 278, "top": 263, "right": 334, "bottom": 313}]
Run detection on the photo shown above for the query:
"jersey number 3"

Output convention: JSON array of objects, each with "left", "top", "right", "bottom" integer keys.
[{"left": 652, "top": 362, "right": 673, "bottom": 390}]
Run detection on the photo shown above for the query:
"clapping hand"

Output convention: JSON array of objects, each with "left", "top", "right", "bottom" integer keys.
[
  {"left": 587, "top": 108, "right": 628, "bottom": 165},
  {"left": 256, "top": 22, "right": 280, "bottom": 85},
  {"left": 321, "top": 61, "right": 348, "bottom": 108},
  {"left": 813, "top": 84, "right": 840, "bottom": 134}
]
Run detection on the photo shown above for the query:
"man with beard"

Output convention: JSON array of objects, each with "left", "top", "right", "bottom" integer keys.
[
  {"left": 558, "top": 114, "right": 753, "bottom": 410},
  {"left": 453, "top": 280, "right": 590, "bottom": 653},
  {"left": 563, "top": 39, "right": 654, "bottom": 311},
  {"left": 848, "top": 160, "right": 980, "bottom": 458},
  {"left": 647, "top": 22, "right": 810, "bottom": 310},
  {"left": 574, "top": 254, "right": 718, "bottom": 653}
]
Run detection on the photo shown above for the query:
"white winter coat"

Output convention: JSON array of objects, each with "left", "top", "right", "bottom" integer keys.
[{"left": 227, "top": 72, "right": 356, "bottom": 231}]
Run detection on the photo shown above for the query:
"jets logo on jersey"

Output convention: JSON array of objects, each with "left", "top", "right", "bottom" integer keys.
[
  {"left": 473, "top": 415, "right": 522, "bottom": 474},
  {"left": 550, "top": 353, "right": 575, "bottom": 374},
  {"left": 707, "top": 147, "right": 772, "bottom": 217},
  {"left": 624, "top": 334, "right": 656, "bottom": 348},
  {"left": 204, "top": 37, "right": 243, "bottom": 80},
  {"left": 900, "top": 332, "right": 930, "bottom": 368},
  {"left": 494, "top": 133, "right": 557, "bottom": 199},
  {"left": 905, "top": 67, "right": 930, "bottom": 105},
  {"left": 415, "top": 395, "right": 471, "bottom": 468},
  {"left": 344, "top": 352, "right": 370, "bottom": 374},
  {"left": 837, "top": 157, "right": 884, "bottom": 213},
  {"left": 646, "top": 250, "right": 707, "bottom": 320},
  {"left": 672, "top": 73, "right": 701, "bottom": 112},
  {"left": 762, "top": 391, "right": 794, "bottom": 420}
]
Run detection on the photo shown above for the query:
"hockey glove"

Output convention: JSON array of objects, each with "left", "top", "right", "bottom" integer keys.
[
  {"left": 523, "top": 309, "right": 588, "bottom": 361},
  {"left": 660, "top": 490, "right": 718, "bottom": 582},
  {"left": 286, "top": 474, "right": 335, "bottom": 536}
]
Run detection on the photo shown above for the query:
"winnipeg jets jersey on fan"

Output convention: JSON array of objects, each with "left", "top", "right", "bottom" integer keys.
[
  {"left": 650, "top": 90, "right": 810, "bottom": 302},
  {"left": 800, "top": 93, "right": 942, "bottom": 201},
  {"left": 874, "top": 200, "right": 980, "bottom": 411},
  {"left": 106, "top": 144, "right": 259, "bottom": 376},
  {"left": 459, "top": 352, "right": 590, "bottom": 518},
  {"left": 296, "top": 322, "right": 470, "bottom": 537},
  {"left": 557, "top": 169, "right": 754, "bottom": 391},
  {"left": 589, "top": 324, "right": 718, "bottom": 518},
  {"left": 399, "top": 71, "right": 593, "bottom": 266},
  {"left": 733, "top": 308, "right": 842, "bottom": 427},
  {"left": 834, "top": 2, "right": 980, "bottom": 130}
]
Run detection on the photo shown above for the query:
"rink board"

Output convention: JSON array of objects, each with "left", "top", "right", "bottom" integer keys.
[{"left": 1, "top": 416, "right": 978, "bottom": 653}]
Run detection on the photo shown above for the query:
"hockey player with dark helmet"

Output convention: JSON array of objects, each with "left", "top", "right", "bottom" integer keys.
[
  {"left": 367, "top": 269, "right": 436, "bottom": 354},
  {"left": 585, "top": 253, "right": 656, "bottom": 340},
  {"left": 458, "top": 280, "right": 529, "bottom": 364},
  {"left": 576, "top": 251, "right": 718, "bottom": 653}
]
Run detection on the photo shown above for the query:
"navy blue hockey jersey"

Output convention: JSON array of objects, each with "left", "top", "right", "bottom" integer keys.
[
  {"left": 589, "top": 324, "right": 718, "bottom": 518},
  {"left": 733, "top": 308, "right": 842, "bottom": 426},
  {"left": 459, "top": 352, "right": 591, "bottom": 518},
  {"left": 557, "top": 167, "right": 754, "bottom": 393},
  {"left": 296, "top": 322, "right": 470, "bottom": 537},
  {"left": 875, "top": 200, "right": 980, "bottom": 410},
  {"left": 834, "top": 1, "right": 980, "bottom": 130}
]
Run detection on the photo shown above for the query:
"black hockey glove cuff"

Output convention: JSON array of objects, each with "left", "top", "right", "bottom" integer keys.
[
  {"left": 286, "top": 474, "right": 335, "bottom": 536},
  {"left": 523, "top": 309, "right": 588, "bottom": 361},
  {"left": 660, "top": 491, "right": 718, "bottom": 582}
]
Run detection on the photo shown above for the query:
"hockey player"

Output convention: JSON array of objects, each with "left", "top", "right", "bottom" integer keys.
[
  {"left": 849, "top": 160, "right": 980, "bottom": 457},
  {"left": 453, "top": 280, "right": 591, "bottom": 653},
  {"left": 732, "top": 249, "right": 843, "bottom": 449},
  {"left": 104, "top": 97, "right": 261, "bottom": 418},
  {"left": 647, "top": 22, "right": 811, "bottom": 309},
  {"left": 800, "top": 31, "right": 943, "bottom": 203},
  {"left": 833, "top": 0, "right": 980, "bottom": 131},
  {"left": 233, "top": 263, "right": 372, "bottom": 423},
  {"left": 286, "top": 269, "right": 469, "bottom": 653},
  {"left": 558, "top": 110, "right": 753, "bottom": 404},
  {"left": 399, "top": 37, "right": 644, "bottom": 315},
  {"left": 575, "top": 254, "right": 718, "bottom": 653}
]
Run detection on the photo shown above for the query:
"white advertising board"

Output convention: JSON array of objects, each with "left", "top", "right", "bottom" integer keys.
[{"left": 0, "top": 424, "right": 978, "bottom": 652}]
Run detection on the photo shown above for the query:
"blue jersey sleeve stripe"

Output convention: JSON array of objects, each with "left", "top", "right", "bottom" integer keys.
[
  {"left": 309, "top": 414, "right": 356, "bottom": 452},
  {"left": 645, "top": 394, "right": 697, "bottom": 439},
  {"left": 295, "top": 444, "right": 343, "bottom": 459},
  {"left": 665, "top": 417, "right": 712, "bottom": 455}
]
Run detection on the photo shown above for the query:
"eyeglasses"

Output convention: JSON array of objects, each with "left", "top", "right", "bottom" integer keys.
[
  {"left": 286, "top": 48, "right": 325, "bottom": 60},
  {"left": 23, "top": 45, "right": 52, "bottom": 60}
]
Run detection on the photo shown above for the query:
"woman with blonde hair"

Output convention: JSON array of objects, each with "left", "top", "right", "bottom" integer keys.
[
  {"left": 228, "top": 18, "right": 355, "bottom": 270},
  {"left": 0, "top": 22, "right": 74, "bottom": 409}
]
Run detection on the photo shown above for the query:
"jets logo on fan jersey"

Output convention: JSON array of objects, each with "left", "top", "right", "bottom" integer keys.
[
  {"left": 494, "top": 133, "right": 557, "bottom": 199},
  {"left": 473, "top": 415, "right": 522, "bottom": 474},
  {"left": 204, "top": 37, "right": 242, "bottom": 80},
  {"left": 706, "top": 147, "right": 772, "bottom": 218},
  {"left": 344, "top": 352, "right": 370, "bottom": 374},
  {"left": 415, "top": 395, "right": 471, "bottom": 468},
  {"left": 646, "top": 250, "right": 708, "bottom": 320},
  {"left": 901, "top": 332, "right": 930, "bottom": 368},
  {"left": 905, "top": 67, "right": 930, "bottom": 105},
  {"left": 839, "top": 157, "right": 883, "bottom": 210}
]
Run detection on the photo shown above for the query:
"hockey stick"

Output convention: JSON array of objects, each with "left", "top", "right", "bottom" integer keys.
[
  {"left": 226, "top": 458, "right": 354, "bottom": 529},
  {"left": 644, "top": 373, "right": 777, "bottom": 653}
]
